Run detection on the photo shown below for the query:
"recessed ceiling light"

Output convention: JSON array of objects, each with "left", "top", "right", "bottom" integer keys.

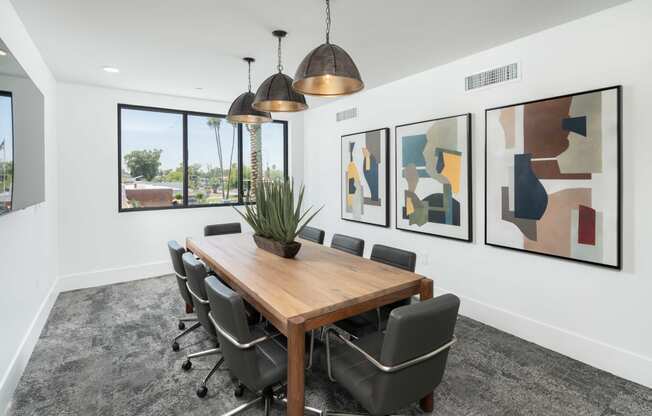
[
  {"left": 0, "top": 50, "right": 7, "bottom": 57},
  {"left": 195, "top": 87, "right": 203, "bottom": 90},
  {"left": 102, "top": 66, "right": 120, "bottom": 73}
]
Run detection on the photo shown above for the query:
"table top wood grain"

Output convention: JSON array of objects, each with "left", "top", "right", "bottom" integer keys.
[{"left": 186, "top": 233, "right": 427, "bottom": 333}]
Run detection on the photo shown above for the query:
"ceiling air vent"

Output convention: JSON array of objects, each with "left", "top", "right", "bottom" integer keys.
[
  {"left": 465, "top": 62, "right": 518, "bottom": 91},
  {"left": 336, "top": 107, "right": 357, "bottom": 122}
]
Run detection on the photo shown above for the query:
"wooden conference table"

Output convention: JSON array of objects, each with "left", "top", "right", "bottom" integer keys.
[{"left": 187, "top": 233, "right": 435, "bottom": 416}]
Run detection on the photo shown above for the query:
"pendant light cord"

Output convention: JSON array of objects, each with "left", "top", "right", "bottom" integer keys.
[
  {"left": 325, "top": 0, "right": 331, "bottom": 44},
  {"left": 277, "top": 36, "right": 284, "bottom": 73},
  {"left": 247, "top": 60, "right": 252, "bottom": 92}
]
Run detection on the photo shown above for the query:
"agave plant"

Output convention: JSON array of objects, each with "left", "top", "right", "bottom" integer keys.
[{"left": 234, "top": 180, "right": 322, "bottom": 244}]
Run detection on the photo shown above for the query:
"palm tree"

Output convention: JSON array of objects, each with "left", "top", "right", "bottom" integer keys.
[
  {"left": 224, "top": 126, "right": 237, "bottom": 201},
  {"left": 207, "top": 118, "right": 239, "bottom": 202},
  {"left": 246, "top": 124, "right": 261, "bottom": 197},
  {"left": 207, "top": 118, "right": 227, "bottom": 200}
]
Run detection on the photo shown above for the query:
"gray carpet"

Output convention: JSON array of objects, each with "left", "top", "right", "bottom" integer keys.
[{"left": 8, "top": 275, "right": 651, "bottom": 416}]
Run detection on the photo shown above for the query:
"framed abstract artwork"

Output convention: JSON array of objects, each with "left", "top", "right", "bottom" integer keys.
[
  {"left": 341, "top": 128, "right": 390, "bottom": 227},
  {"left": 395, "top": 114, "right": 472, "bottom": 241},
  {"left": 485, "top": 86, "right": 621, "bottom": 269}
]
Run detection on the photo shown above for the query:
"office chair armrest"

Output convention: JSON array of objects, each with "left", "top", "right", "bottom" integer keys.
[
  {"left": 186, "top": 285, "right": 210, "bottom": 305},
  {"left": 209, "top": 313, "right": 281, "bottom": 349},
  {"left": 325, "top": 326, "right": 456, "bottom": 380}
]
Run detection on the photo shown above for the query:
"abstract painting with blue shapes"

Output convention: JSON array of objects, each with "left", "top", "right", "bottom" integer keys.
[
  {"left": 341, "top": 128, "right": 389, "bottom": 227},
  {"left": 395, "top": 114, "right": 472, "bottom": 241},
  {"left": 485, "top": 86, "right": 621, "bottom": 269}
]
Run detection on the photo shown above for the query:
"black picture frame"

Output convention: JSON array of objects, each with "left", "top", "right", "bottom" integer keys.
[
  {"left": 394, "top": 113, "right": 473, "bottom": 242},
  {"left": 484, "top": 85, "right": 622, "bottom": 270},
  {"left": 340, "top": 127, "right": 390, "bottom": 228},
  {"left": 117, "top": 103, "right": 288, "bottom": 213}
]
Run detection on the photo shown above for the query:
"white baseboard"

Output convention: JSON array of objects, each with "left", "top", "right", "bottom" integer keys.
[
  {"left": 0, "top": 281, "right": 59, "bottom": 416},
  {"left": 56, "top": 261, "right": 172, "bottom": 293},
  {"left": 444, "top": 286, "right": 652, "bottom": 389}
]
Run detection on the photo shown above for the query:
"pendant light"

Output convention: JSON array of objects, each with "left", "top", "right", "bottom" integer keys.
[
  {"left": 227, "top": 57, "right": 272, "bottom": 124},
  {"left": 252, "top": 30, "right": 308, "bottom": 113},
  {"left": 293, "top": 0, "right": 364, "bottom": 96}
]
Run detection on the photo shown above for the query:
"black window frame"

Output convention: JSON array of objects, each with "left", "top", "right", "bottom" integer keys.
[
  {"left": 117, "top": 103, "right": 288, "bottom": 213},
  {"left": 0, "top": 91, "right": 15, "bottom": 217}
]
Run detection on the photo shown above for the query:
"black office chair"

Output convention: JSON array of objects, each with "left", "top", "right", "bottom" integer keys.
[
  {"left": 334, "top": 244, "right": 417, "bottom": 339},
  {"left": 168, "top": 241, "right": 200, "bottom": 352},
  {"left": 298, "top": 226, "right": 325, "bottom": 245},
  {"left": 331, "top": 234, "right": 364, "bottom": 256},
  {"left": 181, "top": 253, "right": 223, "bottom": 398},
  {"left": 325, "top": 294, "right": 460, "bottom": 416},
  {"left": 204, "top": 276, "right": 322, "bottom": 416},
  {"left": 370, "top": 244, "right": 418, "bottom": 331},
  {"left": 370, "top": 244, "right": 417, "bottom": 272},
  {"left": 204, "top": 222, "right": 241, "bottom": 237},
  {"left": 201, "top": 221, "right": 260, "bottom": 323},
  {"left": 307, "top": 233, "right": 365, "bottom": 366}
]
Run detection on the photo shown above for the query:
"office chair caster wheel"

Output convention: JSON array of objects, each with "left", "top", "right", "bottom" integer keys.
[
  {"left": 182, "top": 360, "right": 192, "bottom": 371},
  {"left": 196, "top": 385, "right": 208, "bottom": 398},
  {"left": 172, "top": 342, "right": 180, "bottom": 352},
  {"left": 234, "top": 384, "right": 245, "bottom": 397},
  {"left": 178, "top": 321, "right": 185, "bottom": 330}
]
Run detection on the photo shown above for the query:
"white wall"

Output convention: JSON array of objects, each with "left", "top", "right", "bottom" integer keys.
[
  {"left": 0, "top": 0, "right": 58, "bottom": 413},
  {"left": 302, "top": 0, "right": 652, "bottom": 387},
  {"left": 56, "top": 83, "right": 304, "bottom": 290}
]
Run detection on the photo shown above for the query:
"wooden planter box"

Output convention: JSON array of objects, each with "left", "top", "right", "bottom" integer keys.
[{"left": 253, "top": 235, "right": 302, "bottom": 259}]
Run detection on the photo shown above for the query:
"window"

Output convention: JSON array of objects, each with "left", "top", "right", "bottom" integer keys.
[
  {"left": 187, "top": 115, "right": 239, "bottom": 205},
  {"left": 242, "top": 121, "right": 288, "bottom": 200},
  {"left": 118, "top": 104, "right": 287, "bottom": 211},
  {"left": 0, "top": 92, "right": 13, "bottom": 216}
]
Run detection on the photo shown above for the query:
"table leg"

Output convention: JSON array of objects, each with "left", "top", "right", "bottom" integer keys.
[
  {"left": 185, "top": 303, "right": 193, "bottom": 314},
  {"left": 419, "top": 278, "right": 434, "bottom": 412},
  {"left": 287, "top": 316, "right": 306, "bottom": 416}
]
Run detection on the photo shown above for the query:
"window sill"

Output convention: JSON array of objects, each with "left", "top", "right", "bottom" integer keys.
[{"left": 118, "top": 201, "right": 255, "bottom": 213}]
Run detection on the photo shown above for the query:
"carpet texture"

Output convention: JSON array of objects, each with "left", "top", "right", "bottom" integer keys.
[{"left": 8, "top": 275, "right": 652, "bottom": 415}]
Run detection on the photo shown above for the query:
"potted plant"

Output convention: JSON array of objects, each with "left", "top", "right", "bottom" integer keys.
[{"left": 234, "top": 180, "right": 322, "bottom": 258}]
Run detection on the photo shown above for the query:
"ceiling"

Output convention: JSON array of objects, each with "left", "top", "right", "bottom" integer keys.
[
  {"left": 10, "top": 0, "right": 629, "bottom": 107},
  {"left": 0, "top": 39, "right": 28, "bottom": 79}
]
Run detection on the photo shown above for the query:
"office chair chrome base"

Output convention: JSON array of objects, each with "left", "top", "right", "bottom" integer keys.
[
  {"left": 324, "top": 412, "right": 403, "bottom": 416},
  {"left": 220, "top": 387, "right": 323, "bottom": 416},
  {"left": 233, "top": 382, "right": 245, "bottom": 397},
  {"left": 172, "top": 321, "right": 202, "bottom": 351},
  {"left": 177, "top": 314, "right": 198, "bottom": 330},
  {"left": 196, "top": 357, "right": 224, "bottom": 398},
  {"left": 182, "top": 347, "right": 220, "bottom": 371}
]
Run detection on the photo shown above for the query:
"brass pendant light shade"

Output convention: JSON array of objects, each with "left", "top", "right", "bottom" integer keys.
[
  {"left": 227, "top": 57, "right": 272, "bottom": 124},
  {"left": 228, "top": 91, "right": 272, "bottom": 124},
  {"left": 253, "top": 72, "right": 308, "bottom": 112},
  {"left": 293, "top": 43, "right": 364, "bottom": 96},
  {"left": 253, "top": 30, "right": 308, "bottom": 113},
  {"left": 293, "top": 0, "right": 363, "bottom": 96}
]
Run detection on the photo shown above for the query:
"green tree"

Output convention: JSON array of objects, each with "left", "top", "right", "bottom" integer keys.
[
  {"left": 124, "top": 149, "right": 162, "bottom": 181},
  {"left": 187, "top": 163, "right": 202, "bottom": 191},
  {"left": 207, "top": 118, "right": 238, "bottom": 202},
  {"left": 161, "top": 163, "right": 184, "bottom": 183},
  {"left": 0, "top": 161, "right": 13, "bottom": 192},
  {"left": 227, "top": 162, "right": 239, "bottom": 189}
]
